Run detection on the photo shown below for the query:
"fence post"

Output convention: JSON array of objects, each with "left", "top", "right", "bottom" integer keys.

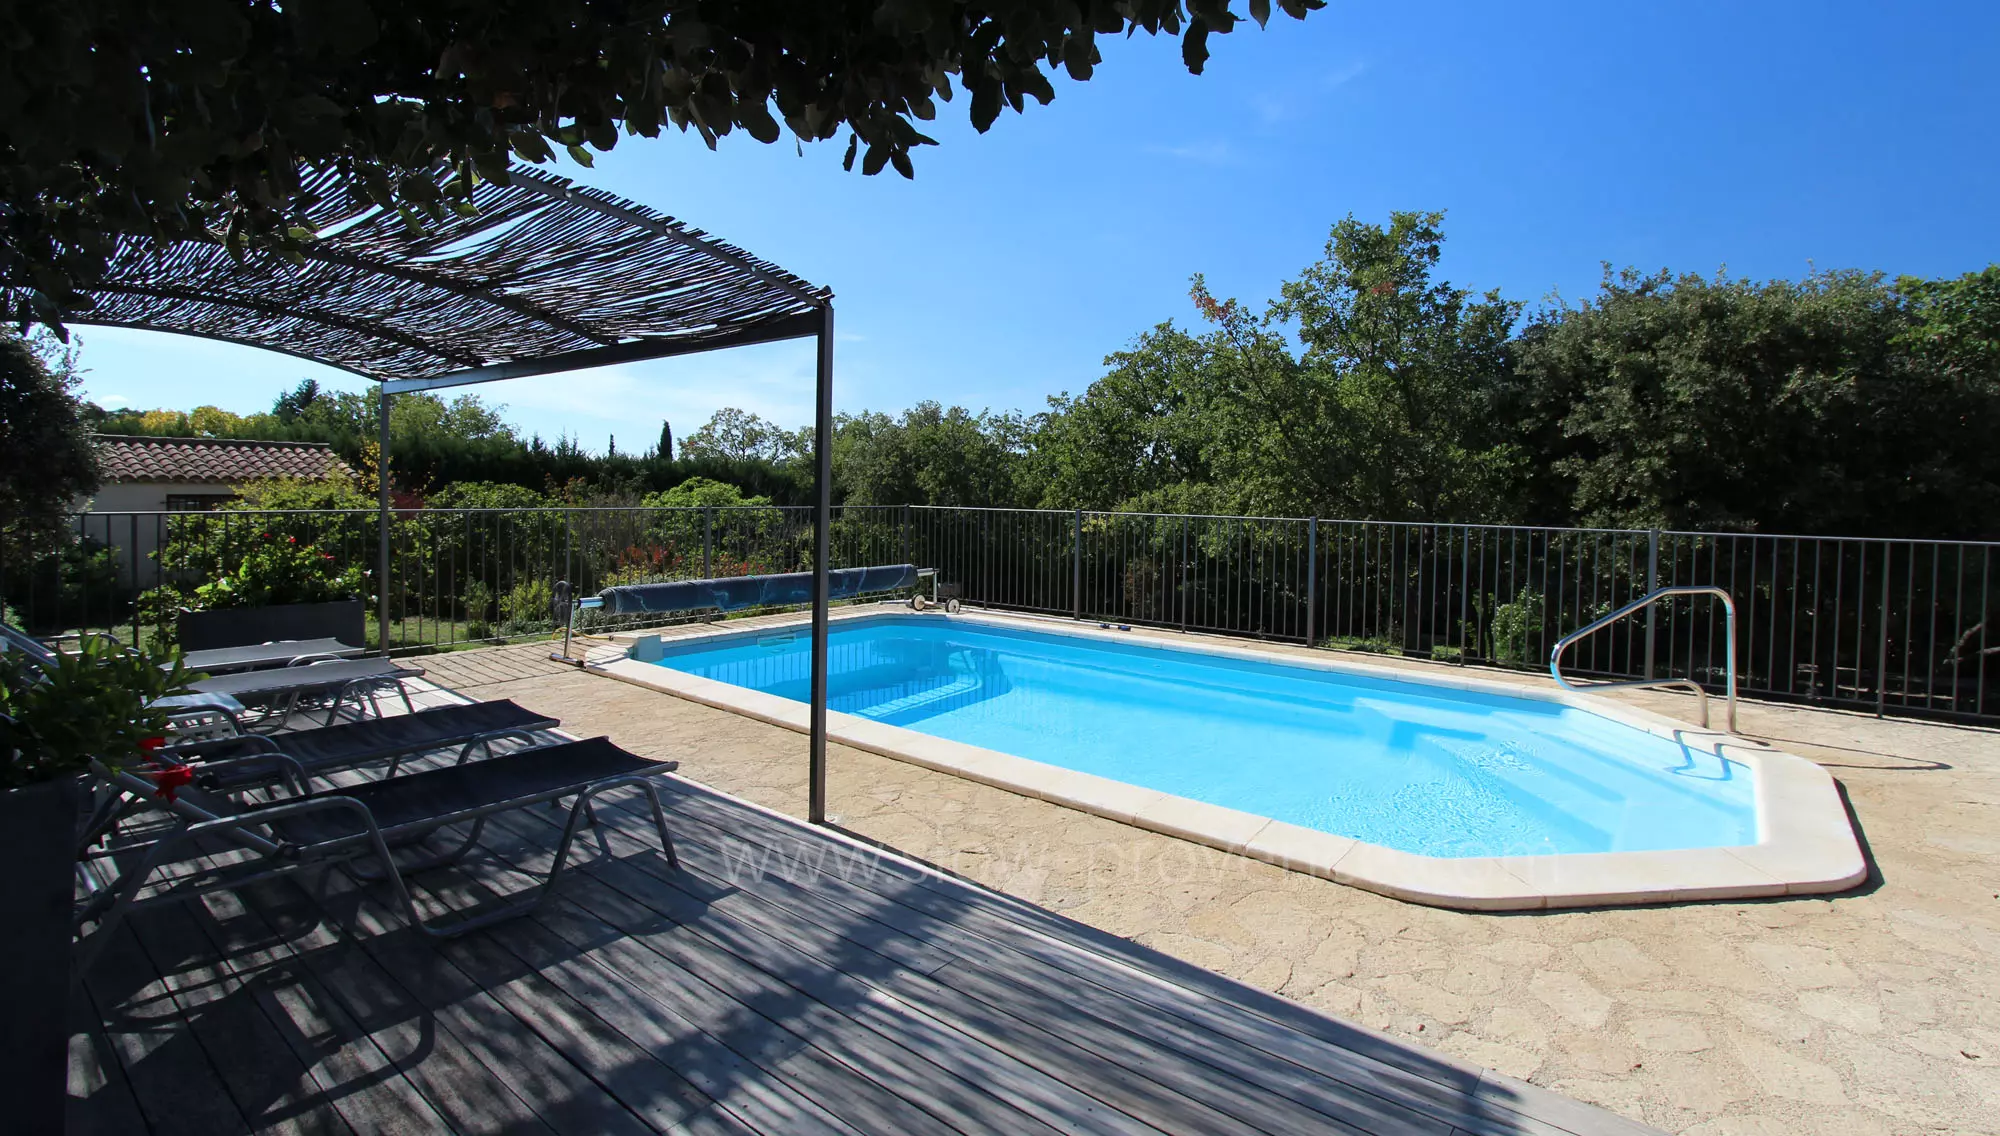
[
  {"left": 1305, "top": 517, "right": 1318, "bottom": 646},
  {"left": 901, "top": 504, "right": 911, "bottom": 566},
  {"left": 1644, "top": 528, "right": 1660, "bottom": 679},
  {"left": 563, "top": 509, "right": 575, "bottom": 604},
  {"left": 1072, "top": 508, "right": 1083, "bottom": 621},
  {"left": 702, "top": 507, "right": 713, "bottom": 578},
  {"left": 1877, "top": 539, "right": 1891, "bottom": 718},
  {"left": 129, "top": 513, "right": 141, "bottom": 646}
]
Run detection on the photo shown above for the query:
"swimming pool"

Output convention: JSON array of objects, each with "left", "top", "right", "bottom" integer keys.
[
  {"left": 596, "top": 610, "right": 1866, "bottom": 909},
  {"left": 649, "top": 615, "right": 1754, "bottom": 858}
]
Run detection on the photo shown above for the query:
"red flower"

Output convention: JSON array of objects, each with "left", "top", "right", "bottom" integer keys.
[
  {"left": 286, "top": 535, "right": 297, "bottom": 544},
  {"left": 148, "top": 764, "right": 196, "bottom": 804},
  {"left": 139, "top": 735, "right": 165, "bottom": 755}
]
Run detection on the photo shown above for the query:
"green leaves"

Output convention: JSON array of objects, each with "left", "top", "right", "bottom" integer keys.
[
  {"left": 2, "top": 1, "right": 1330, "bottom": 317},
  {"left": 0, "top": 635, "right": 197, "bottom": 787}
]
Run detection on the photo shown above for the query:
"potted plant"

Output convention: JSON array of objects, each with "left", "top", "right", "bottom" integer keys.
[{"left": 0, "top": 635, "right": 194, "bottom": 1135}]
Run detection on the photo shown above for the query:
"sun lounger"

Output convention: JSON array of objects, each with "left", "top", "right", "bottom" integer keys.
[
  {"left": 3, "top": 621, "right": 252, "bottom": 732},
  {"left": 164, "top": 699, "right": 561, "bottom": 790},
  {"left": 76, "top": 737, "right": 680, "bottom": 971},
  {"left": 190, "top": 657, "right": 426, "bottom": 726},
  {"left": 179, "top": 637, "right": 366, "bottom": 674}
]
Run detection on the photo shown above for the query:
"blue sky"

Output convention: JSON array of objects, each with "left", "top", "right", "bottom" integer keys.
[{"left": 73, "top": 0, "right": 2000, "bottom": 452}]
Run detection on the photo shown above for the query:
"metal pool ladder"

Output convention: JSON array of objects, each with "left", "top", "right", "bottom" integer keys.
[{"left": 1549, "top": 585, "right": 1738, "bottom": 734}]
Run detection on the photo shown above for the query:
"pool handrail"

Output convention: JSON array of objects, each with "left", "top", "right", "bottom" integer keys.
[{"left": 1550, "top": 585, "right": 1738, "bottom": 734}]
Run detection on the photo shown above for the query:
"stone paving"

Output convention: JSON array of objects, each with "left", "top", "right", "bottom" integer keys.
[{"left": 421, "top": 630, "right": 2000, "bottom": 1135}]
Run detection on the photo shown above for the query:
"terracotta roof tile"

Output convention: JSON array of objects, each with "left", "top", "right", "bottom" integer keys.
[{"left": 93, "top": 435, "right": 353, "bottom": 485}]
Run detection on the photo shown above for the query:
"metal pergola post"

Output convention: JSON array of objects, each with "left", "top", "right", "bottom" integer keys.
[
  {"left": 808, "top": 304, "right": 835, "bottom": 825},
  {"left": 377, "top": 388, "right": 393, "bottom": 657}
]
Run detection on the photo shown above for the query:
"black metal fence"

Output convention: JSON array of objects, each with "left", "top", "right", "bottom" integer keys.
[
  {"left": 906, "top": 508, "right": 1998, "bottom": 725},
  {"left": 4, "top": 505, "right": 1994, "bottom": 724}
]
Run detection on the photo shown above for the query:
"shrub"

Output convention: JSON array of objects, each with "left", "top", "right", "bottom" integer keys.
[
  {"left": 460, "top": 580, "right": 495, "bottom": 622},
  {"left": 1490, "top": 590, "right": 1546, "bottom": 666},
  {"left": 1321, "top": 635, "right": 1402, "bottom": 655},
  {"left": 498, "top": 578, "right": 554, "bottom": 633},
  {"left": 0, "top": 636, "right": 196, "bottom": 786},
  {"left": 0, "top": 535, "right": 120, "bottom": 634},
  {"left": 136, "top": 529, "right": 365, "bottom": 644}
]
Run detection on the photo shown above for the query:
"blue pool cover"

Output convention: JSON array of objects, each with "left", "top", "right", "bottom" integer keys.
[{"left": 595, "top": 564, "right": 920, "bottom": 616}]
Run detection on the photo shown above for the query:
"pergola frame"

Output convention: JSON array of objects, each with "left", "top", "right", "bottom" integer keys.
[{"left": 6, "top": 167, "right": 840, "bottom": 822}]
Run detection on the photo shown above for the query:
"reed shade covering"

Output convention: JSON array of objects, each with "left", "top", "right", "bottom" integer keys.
[
  {"left": 5, "top": 165, "right": 828, "bottom": 381},
  {"left": 6, "top": 164, "right": 843, "bottom": 827}
]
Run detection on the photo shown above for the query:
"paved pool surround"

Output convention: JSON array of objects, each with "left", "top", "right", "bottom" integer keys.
[{"left": 588, "top": 607, "right": 1868, "bottom": 911}]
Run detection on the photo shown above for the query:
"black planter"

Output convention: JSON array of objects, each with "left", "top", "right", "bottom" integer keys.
[{"left": 0, "top": 777, "right": 81, "bottom": 1136}]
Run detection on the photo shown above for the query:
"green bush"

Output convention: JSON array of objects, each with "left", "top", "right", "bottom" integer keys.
[
  {"left": 137, "top": 529, "right": 365, "bottom": 644},
  {"left": 460, "top": 579, "right": 495, "bottom": 622},
  {"left": 0, "top": 636, "right": 196, "bottom": 786},
  {"left": 1, "top": 535, "right": 121, "bottom": 634},
  {"left": 1321, "top": 635, "right": 1402, "bottom": 656},
  {"left": 499, "top": 578, "right": 554, "bottom": 632},
  {"left": 1490, "top": 590, "right": 1546, "bottom": 666}
]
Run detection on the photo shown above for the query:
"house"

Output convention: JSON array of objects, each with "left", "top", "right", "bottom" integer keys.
[
  {"left": 89, "top": 435, "right": 353, "bottom": 513},
  {"left": 80, "top": 436, "right": 355, "bottom": 584}
]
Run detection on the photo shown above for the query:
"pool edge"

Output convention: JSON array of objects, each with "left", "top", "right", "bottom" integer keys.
[{"left": 587, "top": 608, "right": 1868, "bottom": 912}]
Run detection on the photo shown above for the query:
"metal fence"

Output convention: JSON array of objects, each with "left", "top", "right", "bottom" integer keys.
[
  {"left": 4, "top": 505, "right": 1994, "bottom": 724},
  {"left": 907, "top": 508, "right": 1999, "bottom": 725}
]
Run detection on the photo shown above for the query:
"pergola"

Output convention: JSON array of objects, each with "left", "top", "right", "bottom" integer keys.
[{"left": 4, "top": 167, "right": 841, "bottom": 822}]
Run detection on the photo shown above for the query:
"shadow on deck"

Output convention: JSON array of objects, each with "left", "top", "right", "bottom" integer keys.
[{"left": 71, "top": 699, "right": 1661, "bottom": 1135}]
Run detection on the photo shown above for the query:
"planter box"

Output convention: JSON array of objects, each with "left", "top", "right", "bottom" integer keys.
[{"left": 0, "top": 777, "right": 81, "bottom": 1136}]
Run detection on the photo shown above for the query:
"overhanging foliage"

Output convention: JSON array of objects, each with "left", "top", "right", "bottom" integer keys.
[{"left": 1, "top": 0, "right": 1321, "bottom": 325}]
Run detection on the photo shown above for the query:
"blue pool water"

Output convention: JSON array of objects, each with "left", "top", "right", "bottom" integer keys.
[{"left": 651, "top": 616, "right": 1757, "bottom": 858}]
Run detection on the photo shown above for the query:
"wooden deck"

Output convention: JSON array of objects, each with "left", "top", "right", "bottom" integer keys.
[{"left": 71, "top": 688, "right": 1663, "bottom": 1135}]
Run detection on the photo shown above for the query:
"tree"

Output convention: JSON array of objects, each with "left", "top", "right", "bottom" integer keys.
[
  {"left": 1268, "top": 211, "right": 1521, "bottom": 520},
  {"left": 1029, "top": 323, "right": 1220, "bottom": 510},
  {"left": 679, "top": 408, "right": 803, "bottom": 464},
  {"left": 1042, "top": 213, "right": 1524, "bottom": 521},
  {"left": 1509, "top": 267, "right": 1967, "bottom": 535},
  {"left": 2, "top": 1, "right": 1322, "bottom": 325},
  {"left": 835, "top": 402, "right": 1029, "bottom": 507},
  {"left": 274, "top": 379, "right": 324, "bottom": 423},
  {"left": 0, "top": 330, "right": 98, "bottom": 561},
  {"left": 657, "top": 420, "right": 674, "bottom": 461}
]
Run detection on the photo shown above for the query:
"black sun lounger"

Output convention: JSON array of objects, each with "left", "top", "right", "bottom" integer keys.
[
  {"left": 179, "top": 637, "right": 366, "bottom": 675},
  {"left": 191, "top": 657, "right": 425, "bottom": 725},
  {"left": 78, "top": 737, "right": 679, "bottom": 972},
  {"left": 162, "top": 699, "right": 562, "bottom": 791}
]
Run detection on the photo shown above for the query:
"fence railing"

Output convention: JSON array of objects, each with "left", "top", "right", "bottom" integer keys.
[{"left": 4, "top": 505, "right": 1994, "bottom": 724}]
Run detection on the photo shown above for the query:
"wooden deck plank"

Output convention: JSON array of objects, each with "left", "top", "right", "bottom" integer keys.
[
  {"left": 582, "top": 783, "right": 1502, "bottom": 1133},
  {"left": 205, "top": 877, "right": 561, "bottom": 1136},
  {"left": 519, "top": 893, "right": 967, "bottom": 1136},
  {"left": 428, "top": 866, "right": 879, "bottom": 1136},
  {"left": 641, "top": 781, "right": 1648, "bottom": 1136},
  {"left": 403, "top": 870, "right": 763, "bottom": 1136},
  {"left": 67, "top": 991, "right": 148, "bottom": 1136},
  {"left": 468, "top": 827, "right": 1238, "bottom": 1136},
  {"left": 306, "top": 870, "right": 660, "bottom": 1136},
  {"left": 492, "top": 802, "right": 1411, "bottom": 1136},
  {"left": 470, "top": 820, "right": 1117, "bottom": 1136},
  {"left": 650, "top": 796, "right": 1505, "bottom": 1135},
  {"left": 80, "top": 917, "right": 255, "bottom": 1136},
  {"left": 119, "top": 897, "right": 357, "bottom": 1136}
]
